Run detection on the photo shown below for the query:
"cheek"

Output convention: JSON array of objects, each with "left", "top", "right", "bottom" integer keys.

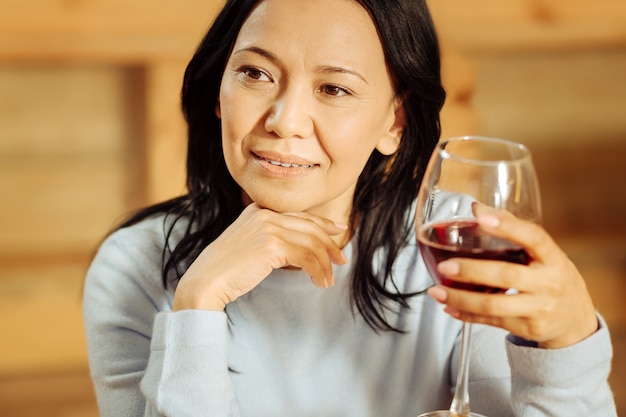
[
  {"left": 219, "top": 80, "right": 244, "bottom": 134},
  {"left": 219, "top": 86, "right": 264, "bottom": 145},
  {"left": 322, "top": 135, "right": 374, "bottom": 182},
  {"left": 219, "top": 107, "right": 244, "bottom": 173},
  {"left": 323, "top": 113, "right": 387, "bottom": 163},
  {"left": 219, "top": 97, "right": 248, "bottom": 155},
  {"left": 218, "top": 92, "right": 237, "bottom": 137}
]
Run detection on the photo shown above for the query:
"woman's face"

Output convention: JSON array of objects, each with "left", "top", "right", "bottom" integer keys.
[{"left": 218, "top": 0, "right": 403, "bottom": 221}]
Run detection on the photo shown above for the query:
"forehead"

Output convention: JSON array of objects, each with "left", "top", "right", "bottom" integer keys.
[{"left": 234, "top": 0, "right": 386, "bottom": 70}]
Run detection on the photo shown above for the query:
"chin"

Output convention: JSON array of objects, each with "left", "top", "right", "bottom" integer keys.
[{"left": 251, "top": 196, "right": 310, "bottom": 213}]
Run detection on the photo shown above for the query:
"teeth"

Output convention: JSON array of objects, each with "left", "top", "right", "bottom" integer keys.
[{"left": 264, "top": 158, "right": 314, "bottom": 168}]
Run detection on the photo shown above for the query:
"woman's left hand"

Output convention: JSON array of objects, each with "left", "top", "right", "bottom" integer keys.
[{"left": 427, "top": 205, "right": 599, "bottom": 349}]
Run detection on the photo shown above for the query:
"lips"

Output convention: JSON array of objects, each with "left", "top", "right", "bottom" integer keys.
[
  {"left": 262, "top": 158, "right": 315, "bottom": 168},
  {"left": 253, "top": 151, "right": 318, "bottom": 169}
]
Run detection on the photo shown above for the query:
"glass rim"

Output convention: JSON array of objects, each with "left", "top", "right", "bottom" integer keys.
[{"left": 438, "top": 135, "right": 532, "bottom": 165}]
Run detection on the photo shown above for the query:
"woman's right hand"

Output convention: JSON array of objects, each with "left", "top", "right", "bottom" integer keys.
[{"left": 172, "top": 203, "right": 348, "bottom": 311}]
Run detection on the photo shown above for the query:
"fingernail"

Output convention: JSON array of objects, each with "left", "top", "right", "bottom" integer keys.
[
  {"left": 340, "top": 251, "right": 348, "bottom": 264},
  {"left": 334, "top": 222, "right": 349, "bottom": 230},
  {"left": 332, "top": 251, "right": 348, "bottom": 265},
  {"left": 477, "top": 214, "right": 500, "bottom": 228},
  {"left": 427, "top": 286, "right": 448, "bottom": 302},
  {"left": 315, "top": 275, "right": 329, "bottom": 288},
  {"left": 438, "top": 260, "right": 460, "bottom": 276},
  {"left": 443, "top": 306, "right": 461, "bottom": 318}
]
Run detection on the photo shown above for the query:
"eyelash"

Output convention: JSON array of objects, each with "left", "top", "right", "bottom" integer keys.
[
  {"left": 239, "top": 66, "right": 271, "bottom": 82},
  {"left": 237, "top": 66, "right": 353, "bottom": 98},
  {"left": 319, "top": 84, "right": 352, "bottom": 98}
]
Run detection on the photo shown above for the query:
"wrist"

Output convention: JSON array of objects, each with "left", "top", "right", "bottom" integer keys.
[
  {"left": 172, "top": 296, "right": 227, "bottom": 312},
  {"left": 538, "top": 314, "right": 599, "bottom": 349},
  {"left": 172, "top": 279, "right": 232, "bottom": 312}
]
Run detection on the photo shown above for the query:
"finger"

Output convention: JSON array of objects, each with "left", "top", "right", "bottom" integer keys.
[
  {"left": 442, "top": 303, "right": 562, "bottom": 345},
  {"left": 441, "top": 306, "right": 535, "bottom": 340},
  {"left": 437, "top": 258, "right": 536, "bottom": 294},
  {"left": 241, "top": 206, "right": 347, "bottom": 283},
  {"left": 283, "top": 211, "right": 349, "bottom": 236},
  {"left": 273, "top": 212, "right": 348, "bottom": 265},
  {"left": 267, "top": 225, "right": 342, "bottom": 287},
  {"left": 283, "top": 245, "right": 331, "bottom": 288},
  {"left": 443, "top": 288, "right": 598, "bottom": 348},
  {"left": 431, "top": 285, "right": 559, "bottom": 340},
  {"left": 259, "top": 232, "right": 330, "bottom": 288},
  {"left": 472, "top": 204, "right": 561, "bottom": 264},
  {"left": 285, "top": 233, "right": 335, "bottom": 288},
  {"left": 438, "top": 286, "right": 543, "bottom": 319}
]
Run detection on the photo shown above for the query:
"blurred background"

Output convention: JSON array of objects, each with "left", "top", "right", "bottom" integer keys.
[{"left": 0, "top": 0, "right": 624, "bottom": 415}]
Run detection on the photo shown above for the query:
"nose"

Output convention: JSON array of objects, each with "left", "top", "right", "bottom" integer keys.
[{"left": 264, "top": 83, "right": 314, "bottom": 139}]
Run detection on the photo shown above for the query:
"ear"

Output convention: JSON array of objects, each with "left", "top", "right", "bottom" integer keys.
[
  {"left": 375, "top": 99, "right": 405, "bottom": 156},
  {"left": 215, "top": 99, "right": 221, "bottom": 119}
]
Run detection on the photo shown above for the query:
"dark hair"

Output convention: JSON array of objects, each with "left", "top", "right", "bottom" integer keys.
[{"left": 120, "top": 0, "right": 446, "bottom": 332}]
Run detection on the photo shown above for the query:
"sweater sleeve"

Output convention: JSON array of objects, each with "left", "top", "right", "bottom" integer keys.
[
  {"left": 140, "top": 311, "right": 240, "bottom": 416},
  {"left": 83, "top": 223, "right": 241, "bottom": 417},
  {"left": 506, "top": 316, "right": 617, "bottom": 416}
]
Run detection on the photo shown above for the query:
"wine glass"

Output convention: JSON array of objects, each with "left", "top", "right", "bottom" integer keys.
[{"left": 414, "top": 136, "right": 542, "bottom": 417}]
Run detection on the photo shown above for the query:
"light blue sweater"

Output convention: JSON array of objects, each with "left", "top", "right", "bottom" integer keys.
[{"left": 83, "top": 215, "right": 616, "bottom": 416}]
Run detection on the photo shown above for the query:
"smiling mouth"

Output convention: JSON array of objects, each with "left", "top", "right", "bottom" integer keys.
[
  {"left": 254, "top": 154, "right": 318, "bottom": 169},
  {"left": 262, "top": 157, "right": 316, "bottom": 168}
]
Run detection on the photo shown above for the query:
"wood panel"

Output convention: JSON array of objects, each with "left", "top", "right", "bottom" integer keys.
[
  {"left": 439, "top": 48, "right": 477, "bottom": 138},
  {"left": 0, "top": 262, "right": 90, "bottom": 375},
  {"left": 0, "top": 65, "right": 139, "bottom": 384},
  {"left": 0, "top": 65, "right": 141, "bottom": 256},
  {"left": 430, "top": 0, "right": 626, "bottom": 22},
  {"left": 0, "top": 155, "right": 128, "bottom": 255},
  {"left": 532, "top": 144, "right": 626, "bottom": 237},
  {"left": 0, "top": 2, "right": 212, "bottom": 399},
  {"left": 0, "top": 0, "right": 222, "bottom": 62},
  {"left": 0, "top": 0, "right": 222, "bottom": 32},
  {"left": 144, "top": 62, "right": 188, "bottom": 203},
  {"left": 0, "top": 65, "right": 126, "bottom": 154},
  {"left": 0, "top": 371, "right": 98, "bottom": 417},
  {"left": 429, "top": 0, "right": 626, "bottom": 53},
  {"left": 473, "top": 50, "right": 626, "bottom": 146},
  {"left": 564, "top": 237, "right": 626, "bottom": 415}
]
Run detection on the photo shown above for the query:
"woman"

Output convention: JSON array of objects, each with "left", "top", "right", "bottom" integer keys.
[{"left": 83, "top": 0, "right": 616, "bottom": 415}]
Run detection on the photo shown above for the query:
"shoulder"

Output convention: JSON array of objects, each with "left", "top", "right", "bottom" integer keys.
[
  {"left": 84, "top": 214, "right": 189, "bottom": 313},
  {"left": 111, "top": 213, "right": 184, "bottom": 248},
  {"left": 99, "top": 213, "right": 189, "bottom": 267},
  {"left": 82, "top": 214, "right": 190, "bottom": 381}
]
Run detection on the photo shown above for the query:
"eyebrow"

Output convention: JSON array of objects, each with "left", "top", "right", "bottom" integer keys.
[
  {"left": 233, "top": 46, "right": 279, "bottom": 62},
  {"left": 233, "top": 46, "right": 369, "bottom": 85},
  {"left": 315, "top": 65, "right": 369, "bottom": 85}
]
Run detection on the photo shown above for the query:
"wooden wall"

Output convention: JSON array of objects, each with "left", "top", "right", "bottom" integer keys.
[
  {"left": 0, "top": 1, "right": 624, "bottom": 415},
  {"left": 0, "top": 2, "right": 219, "bottom": 415}
]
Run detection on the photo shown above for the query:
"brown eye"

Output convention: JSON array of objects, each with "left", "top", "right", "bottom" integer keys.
[
  {"left": 321, "top": 84, "right": 350, "bottom": 97},
  {"left": 245, "top": 69, "right": 262, "bottom": 79},
  {"left": 241, "top": 67, "right": 270, "bottom": 82}
]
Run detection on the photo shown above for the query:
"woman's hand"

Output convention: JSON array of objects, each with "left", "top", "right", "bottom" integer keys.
[
  {"left": 172, "top": 203, "right": 348, "bottom": 312},
  {"left": 427, "top": 205, "right": 598, "bottom": 349}
]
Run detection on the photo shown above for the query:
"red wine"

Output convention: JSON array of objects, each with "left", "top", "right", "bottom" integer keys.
[{"left": 417, "top": 219, "right": 530, "bottom": 293}]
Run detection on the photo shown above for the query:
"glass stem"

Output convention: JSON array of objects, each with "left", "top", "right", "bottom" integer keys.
[{"left": 450, "top": 321, "right": 472, "bottom": 417}]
